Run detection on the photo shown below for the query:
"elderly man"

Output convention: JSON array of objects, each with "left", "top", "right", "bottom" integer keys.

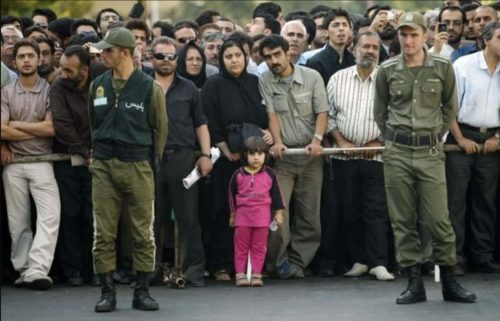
[
  {"left": 374, "top": 12, "right": 476, "bottom": 304},
  {"left": 327, "top": 31, "right": 394, "bottom": 281}
]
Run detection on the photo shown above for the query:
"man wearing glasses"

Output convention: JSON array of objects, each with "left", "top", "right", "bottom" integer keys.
[
  {"left": 150, "top": 36, "right": 212, "bottom": 288},
  {"left": 89, "top": 27, "right": 167, "bottom": 312},
  {"left": 173, "top": 20, "right": 199, "bottom": 47}
]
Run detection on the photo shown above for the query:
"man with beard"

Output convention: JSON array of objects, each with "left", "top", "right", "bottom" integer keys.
[
  {"left": 462, "top": 3, "right": 480, "bottom": 41},
  {"left": 34, "top": 37, "right": 57, "bottom": 83},
  {"left": 259, "top": 35, "right": 328, "bottom": 279},
  {"left": 150, "top": 36, "right": 212, "bottom": 287},
  {"left": 452, "top": 5, "right": 498, "bottom": 62},
  {"left": 306, "top": 8, "right": 356, "bottom": 86},
  {"left": 326, "top": 31, "right": 394, "bottom": 280},
  {"left": 368, "top": 7, "right": 398, "bottom": 63},
  {"left": 430, "top": 6, "right": 466, "bottom": 57},
  {"left": 374, "top": 12, "right": 476, "bottom": 304},
  {"left": 201, "top": 31, "right": 223, "bottom": 67},
  {"left": 257, "top": 20, "right": 309, "bottom": 76},
  {"left": 50, "top": 45, "right": 95, "bottom": 286},
  {"left": 1, "top": 39, "right": 60, "bottom": 290}
]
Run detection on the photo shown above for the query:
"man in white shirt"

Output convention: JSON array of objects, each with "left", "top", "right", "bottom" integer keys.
[
  {"left": 327, "top": 31, "right": 394, "bottom": 281},
  {"left": 446, "top": 21, "right": 500, "bottom": 275}
]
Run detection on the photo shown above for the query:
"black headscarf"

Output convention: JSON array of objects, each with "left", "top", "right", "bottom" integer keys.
[{"left": 177, "top": 41, "right": 207, "bottom": 89}]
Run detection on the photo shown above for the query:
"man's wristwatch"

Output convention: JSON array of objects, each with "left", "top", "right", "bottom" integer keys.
[
  {"left": 377, "top": 135, "right": 385, "bottom": 143},
  {"left": 313, "top": 133, "right": 323, "bottom": 142},
  {"left": 495, "top": 132, "right": 500, "bottom": 140},
  {"left": 200, "top": 153, "right": 211, "bottom": 159}
]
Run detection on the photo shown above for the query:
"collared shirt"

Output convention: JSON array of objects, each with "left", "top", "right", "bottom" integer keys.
[
  {"left": 453, "top": 50, "right": 500, "bottom": 128},
  {"left": 1, "top": 76, "right": 52, "bottom": 156},
  {"left": 450, "top": 42, "right": 479, "bottom": 63},
  {"left": 374, "top": 49, "right": 457, "bottom": 138},
  {"left": 429, "top": 43, "right": 455, "bottom": 58},
  {"left": 327, "top": 65, "right": 382, "bottom": 162},
  {"left": 259, "top": 64, "right": 329, "bottom": 147},
  {"left": 50, "top": 78, "right": 91, "bottom": 158},
  {"left": 1, "top": 62, "right": 17, "bottom": 88},
  {"left": 306, "top": 44, "right": 356, "bottom": 86},
  {"left": 164, "top": 74, "right": 208, "bottom": 150}
]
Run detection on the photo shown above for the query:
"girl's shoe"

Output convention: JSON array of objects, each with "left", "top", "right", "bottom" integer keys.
[
  {"left": 251, "top": 274, "right": 263, "bottom": 287},
  {"left": 235, "top": 273, "right": 250, "bottom": 287}
]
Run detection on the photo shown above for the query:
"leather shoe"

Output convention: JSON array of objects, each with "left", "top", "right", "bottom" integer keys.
[{"left": 472, "top": 261, "right": 500, "bottom": 273}]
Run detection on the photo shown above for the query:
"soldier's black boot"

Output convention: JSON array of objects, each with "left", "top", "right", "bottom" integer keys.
[
  {"left": 440, "top": 265, "right": 476, "bottom": 303},
  {"left": 132, "top": 272, "right": 159, "bottom": 311},
  {"left": 396, "top": 264, "right": 427, "bottom": 304},
  {"left": 95, "top": 272, "right": 116, "bottom": 312}
]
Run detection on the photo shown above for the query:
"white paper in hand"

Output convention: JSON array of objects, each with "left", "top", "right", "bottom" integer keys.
[{"left": 183, "top": 147, "right": 220, "bottom": 189}]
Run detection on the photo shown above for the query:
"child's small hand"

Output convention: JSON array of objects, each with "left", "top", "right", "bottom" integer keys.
[
  {"left": 274, "top": 211, "right": 284, "bottom": 226},
  {"left": 229, "top": 213, "right": 235, "bottom": 227}
]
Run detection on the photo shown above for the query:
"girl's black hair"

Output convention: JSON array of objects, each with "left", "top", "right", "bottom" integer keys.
[{"left": 241, "top": 136, "right": 269, "bottom": 166}]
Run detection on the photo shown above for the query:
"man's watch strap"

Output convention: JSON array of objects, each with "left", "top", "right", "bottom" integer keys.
[
  {"left": 313, "top": 133, "right": 323, "bottom": 142},
  {"left": 200, "top": 153, "right": 211, "bottom": 159}
]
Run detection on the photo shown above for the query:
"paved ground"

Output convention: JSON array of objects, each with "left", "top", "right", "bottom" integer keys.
[{"left": 2, "top": 273, "right": 500, "bottom": 321}]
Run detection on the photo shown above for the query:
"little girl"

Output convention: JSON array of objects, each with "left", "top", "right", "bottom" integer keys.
[{"left": 228, "top": 136, "right": 285, "bottom": 287}]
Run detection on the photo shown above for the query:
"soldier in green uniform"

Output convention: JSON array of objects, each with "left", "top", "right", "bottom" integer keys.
[
  {"left": 373, "top": 12, "right": 476, "bottom": 305},
  {"left": 88, "top": 28, "right": 168, "bottom": 312}
]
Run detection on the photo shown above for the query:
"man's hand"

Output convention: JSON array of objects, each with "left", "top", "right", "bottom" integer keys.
[
  {"left": 229, "top": 213, "right": 235, "bottom": 227},
  {"left": 270, "top": 143, "right": 287, "bottom": 160},
  {"left": 305, "top": 140, "right": 323, "bottom": 159},
  {"left": 261, "top": 129, "right": 274, "bottom": 145},
  {"left": 336, "top": 138, "right": 357, "bottom": 157},
  {"left": 274, "top": 210, "right": 284, "bottom": 226},
  {"left": 457, "top": 137, "right": 480, "bottom": 154},
  {"left": 369, "top": 11, "right": 388, "bottom": 33},
  {"left": 483, "top": 136, "right": 499, "bottom": 154},
  {"left": 196, "top": 155, "right": 213, "bottom": 177},
  {"left": 433, "top": 31, "right": 449, "bottom": 53},
  {"left": 0, "top": 143, "right": 13, "bottom": 165},
  {"left": 219, "top": 142, "right": 240, "bottom": 162},
  {"left": 363, "top": 140, "right": 383, "bottom": 159}
]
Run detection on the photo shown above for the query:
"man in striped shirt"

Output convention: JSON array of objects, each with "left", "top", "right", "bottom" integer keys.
[{"left": 326, "top": 31, "right": 394, "bottom": 281}]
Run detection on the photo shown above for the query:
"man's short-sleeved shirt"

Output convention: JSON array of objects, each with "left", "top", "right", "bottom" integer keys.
[
  {"left": 259, "top": 64, "right": 328, "bottom": 147},
  {"left": 1, "top": 76, "right": 52, "bottom": 155}
]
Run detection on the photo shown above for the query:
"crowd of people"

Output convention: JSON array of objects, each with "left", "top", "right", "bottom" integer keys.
[{"left": 1, "top": 0, "right": 499, "bottom": 312}]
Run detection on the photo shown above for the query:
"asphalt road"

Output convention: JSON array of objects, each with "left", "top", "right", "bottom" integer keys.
[{"left": 2, "top": 273, "right": 500, "bottom": 321}]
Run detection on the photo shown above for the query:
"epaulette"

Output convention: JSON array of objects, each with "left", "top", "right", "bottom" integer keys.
[{"left": 380, "top": 56, "right": 399, "bottom": 68}]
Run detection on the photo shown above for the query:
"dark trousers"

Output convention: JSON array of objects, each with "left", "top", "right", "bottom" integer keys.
[
  {"left": 206, "top": 156, "right": 240, "bottom": 274},
  {"left": 332, "top": 159, "right": 391, "bottom": 268},
  {"left": 446, "top": 130, "right": 500, "bottom": 264},
  {"left": 315, "top": 159, "right": 343, "bottom": 271},
  {"left": 155, "top": 150, "right": 205, "bottom": 280},
  {"left": 53, "top": 160, "right": 93, "bottom": 279}
]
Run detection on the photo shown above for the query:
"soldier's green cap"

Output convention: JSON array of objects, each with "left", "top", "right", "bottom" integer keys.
[
  {"left": 92, "top": 27, "right": 136, "bottom": 50},
  {"left": 397, "top": 12, "right": 426, "bottom": 31}
]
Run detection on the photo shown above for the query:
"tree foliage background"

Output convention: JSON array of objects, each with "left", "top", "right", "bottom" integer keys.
[
  {"left": 1, "top": 0, "right": 497, "bottom": 26},
  {"left": 1, "top": 0, "right": 92, "bottom": 18}
]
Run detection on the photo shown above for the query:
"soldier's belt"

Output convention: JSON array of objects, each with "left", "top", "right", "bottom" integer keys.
[{"left": 386, "top": 128, "right": 439, "bottom": 147}]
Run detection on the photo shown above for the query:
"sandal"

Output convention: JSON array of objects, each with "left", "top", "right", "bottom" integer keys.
[
  {"left": 251, "top": 274, "right": 263, "bottom": 287},
  {"left": 213, "top": 269, "right": 231, "bottom": 281},
  {"left": 235, "top": 273, "right": 250, "bottom": 287}
]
